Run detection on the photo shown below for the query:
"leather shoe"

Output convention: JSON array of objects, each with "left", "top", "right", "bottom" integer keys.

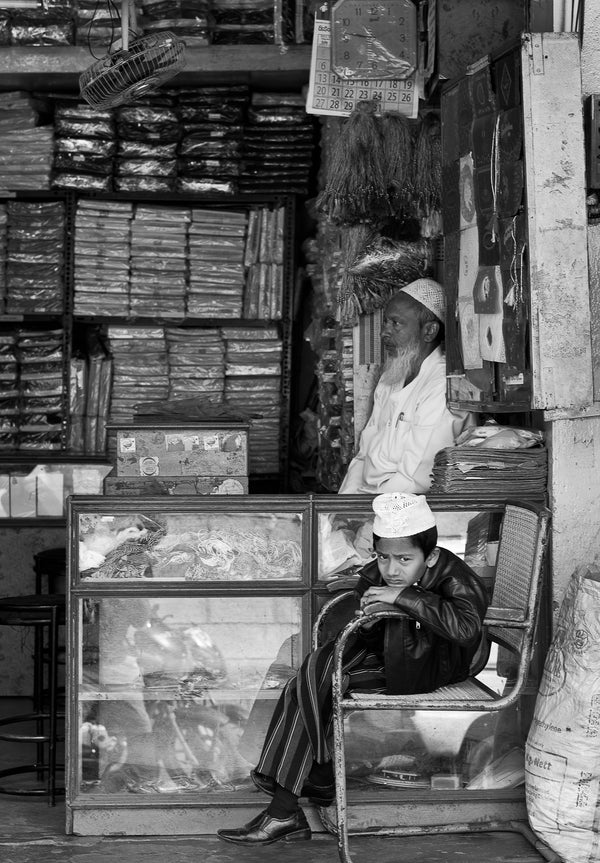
[
  {"left": 217, "top": 808, "right": 311, "bottom": 845},
  {"left": 250, "top": 769, "right": 335, "bottom": 807}
]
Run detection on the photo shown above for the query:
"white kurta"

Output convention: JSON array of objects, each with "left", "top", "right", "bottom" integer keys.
[{"left": 339, "top": 348, "right": 474, "bottom": 495}]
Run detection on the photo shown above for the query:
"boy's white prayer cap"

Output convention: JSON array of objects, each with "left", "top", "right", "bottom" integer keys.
[{"left": 372, "top": 492, "right": 436, "bottom": 538}]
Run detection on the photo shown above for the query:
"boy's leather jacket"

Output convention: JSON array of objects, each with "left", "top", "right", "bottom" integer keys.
[{"left": 354, "top": 547, "right": 488, "bottom": 695}]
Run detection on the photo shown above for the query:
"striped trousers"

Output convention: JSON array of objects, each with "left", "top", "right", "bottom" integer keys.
[{"left": 255, "top": 634, "right": 386, "bottom": 796}]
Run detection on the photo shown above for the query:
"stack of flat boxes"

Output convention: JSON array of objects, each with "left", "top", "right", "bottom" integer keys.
[{"left": 104, "top": 420, "right": 249, "bottom": 496}]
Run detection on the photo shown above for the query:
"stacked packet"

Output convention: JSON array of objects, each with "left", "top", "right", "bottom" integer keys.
[
  {"left": 243, "top": 204, "right": 285, "bottom": 319},
  {"left": 6, "top": 201, "right": 65, "bottom": 314},
  {"left": 0, "top": 332, "right": 17, "bottom": 449},
  {"left": 0, "top": 203, "right": 6, "bottom": 311},
  {"left": 17, "top": 328, "right": 65, "bottom": 450},
  {"left": 177, "top": 86, "right": 249, "bottom": 195},
  {"left": 130, "top": 205, "right": 190, "bottom": 318},
  {"left": 223, "top": 326, "right": 282, "bottom": 474},
  {"left": 106, "top": 326, "right": 170, "bottom": 422},
  {"left": 8, "top": 0, "right": 74, "bottom": 45},
  {"left": 187, "top": 208, "right": 247, "bottom": 317},
  {"left": 240, "top": 92, "right": 315, "bottom": 195},
  {"left": 53, "top": 102, "right": 116, "bottom": 192},
  {"left": 115, "top": 96, "right": 181, "bottom": 193},
  {"left": 139, "top": 0, "right": 210, "bottom": 45},
  {"left": 166, "top": 327, "right": 226, "bottom": 402},
  {"left": 0, "top": 91, "right": 53, "bottom": 190},
  {"left": 73, "top": 199, "right": 132, "bottom": 317}
]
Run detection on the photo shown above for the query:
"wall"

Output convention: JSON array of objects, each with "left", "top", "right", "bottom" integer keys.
[{"left": 544, "top": 12, "right": 600, "bottom": 622}]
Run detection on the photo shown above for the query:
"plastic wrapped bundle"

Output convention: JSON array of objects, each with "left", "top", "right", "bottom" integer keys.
[
  {"left": 240, "top": 93, "right": 315, "bottom": 194},
  {"left": 210, "top": 0, "right": 294, "bottom": 44},
  {"left": 16, "top": 328, "right": 66, "bottom": 450},
  {"left": 139, "top": 0, "right": 211, "bottom": 44},
  {"left": 243, "top": 205, "right": 285, "bottom": 319},
  {"left": 223, "top": 327, "right": 282, "bottom": 473},
  {"left": 9, "top": 0, "right": 74, "bottom": 44},
  {"left": 106, "top": 326, "right": 170, "bottom": 422},
  {"left": 130, "top": 204, "right": 190, "bottom": 318},
  {"left": 0, "top": 204, "right": 6, "bottom": 313},
  {"left": 115, "top": 104, "right": 181, "bottom": 193},
  {"left": 166, "top": 327, "right": 226, "bottom": 403},
  {"left": 0, "top": 92, "right": 54, "bottom": 190},
  {"left": 5, "top": 201, "right": 65, "bottom": 314},
  {"left": 74, "top": 0, "right": 122, "bottom": 46},
  {"left": 187, "top": 208, "right": 248, "bottom": 318},
  {"left": 73, "top": 199, "right": 133, "bottom": 317},
  {"left": 0, "top": 332, "right": 18, "bottom": 450},
  {"left": 53, "top": 103, "right": 116, "bottom": 191}
]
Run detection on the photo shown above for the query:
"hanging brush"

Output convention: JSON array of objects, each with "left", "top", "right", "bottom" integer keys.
[
  {"left": 317, "top": 100, "right": 391, "bottom": 227},
  {"left": 413, "top": 113, "right": 442, "bottom": 236},
  {"left": 380, "top": 112, "right": 415, "bottom": 221},
  {"left": 337, "top": 223, "right": 378, "bottom": 325},
  {"left": 348, "top": 237, "right": 435, "bottom": 314}
]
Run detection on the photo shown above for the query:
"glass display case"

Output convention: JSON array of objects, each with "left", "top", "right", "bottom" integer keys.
[{"left": 66, "top": 494, "right": 540, "bottom": 835}]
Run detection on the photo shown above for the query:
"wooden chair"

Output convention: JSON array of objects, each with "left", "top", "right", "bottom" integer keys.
[{"left": 313, "top": 501, "right": 553, "bottom": 863}]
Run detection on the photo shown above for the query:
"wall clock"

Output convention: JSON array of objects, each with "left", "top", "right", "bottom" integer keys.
[{"left": 330, "top": 0, "right": 417, "bottom": 80}]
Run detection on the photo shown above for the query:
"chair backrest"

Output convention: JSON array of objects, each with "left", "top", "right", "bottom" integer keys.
[{"left": 486, "top": 502, "right": 550, "bottom": 655}]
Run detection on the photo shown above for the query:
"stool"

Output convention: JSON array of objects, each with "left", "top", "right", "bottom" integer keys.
[
  {"left": 0, "top": 595, "right": 65, "bottom": 805},
  {"left": 34, "top": 548, "right": 66, "bottom": 595}
]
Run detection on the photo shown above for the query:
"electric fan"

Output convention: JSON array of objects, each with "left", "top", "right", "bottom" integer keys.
[{"left": 79, "top": 0, "right": 187, "bottom": 110}]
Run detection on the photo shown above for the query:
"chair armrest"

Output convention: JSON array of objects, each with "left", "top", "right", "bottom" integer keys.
[
  {"left": 325, "top": 574, "right": 361, "bottom": 593},
  {"left": 485, "top": 606, "right": 528, "bottom": 623}
]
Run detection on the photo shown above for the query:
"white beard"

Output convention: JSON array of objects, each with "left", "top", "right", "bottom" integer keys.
[{"left": 379, "top": 340, "right": 422, "bottom": 388}]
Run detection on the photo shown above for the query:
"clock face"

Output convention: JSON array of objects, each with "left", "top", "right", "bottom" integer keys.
[{"left": 331, "top": 0, "right": 417, "bottom": 80}]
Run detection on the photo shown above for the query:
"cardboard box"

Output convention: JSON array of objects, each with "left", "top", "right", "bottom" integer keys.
[
  {"left": 112, "top": 422, "right": 249, "bottom": 477},
  {"left": 104, "top": 475, "right": 249, "bottom": 495}
]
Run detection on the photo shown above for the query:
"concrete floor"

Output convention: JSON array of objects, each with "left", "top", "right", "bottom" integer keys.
[
  {"left": 0, "top": 794, "right": 556, "bottom": 863},
  {"left": 0, "top": 699, "right": 556, "bottom": 863}
]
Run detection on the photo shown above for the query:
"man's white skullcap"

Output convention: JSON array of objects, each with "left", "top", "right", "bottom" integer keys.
[
  {"left": 372, "top": 492, "right": 436, "bottom": 538},
  {"left": 400, "top": 278, "right": 445, "bottom": 323}
]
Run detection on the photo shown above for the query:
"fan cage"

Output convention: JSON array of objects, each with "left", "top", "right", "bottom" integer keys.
[{"left": 80, "top": 31, "right": 186, "bottom": 110}]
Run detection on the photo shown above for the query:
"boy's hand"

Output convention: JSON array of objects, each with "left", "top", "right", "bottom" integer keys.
[{"left": 356, "top": 587, "right": 402, "bottom": 630}]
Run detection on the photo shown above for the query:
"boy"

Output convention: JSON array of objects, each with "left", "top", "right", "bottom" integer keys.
[{"left": 217, "top": 492, "right": 488, "bottom": 846}]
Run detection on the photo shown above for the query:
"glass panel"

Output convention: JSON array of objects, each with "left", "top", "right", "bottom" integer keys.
[
  {"left": 77, "top": 510, "right": 304, "bottom": 581},
  {"left": 317, "top": 508, "right": 499, "bottom": 596},
  {"left": 77, "top": 595, "right": 304, "bottom": 795},
  {"left": 343, "top": 655, "right": 525, "bottom": 796}
]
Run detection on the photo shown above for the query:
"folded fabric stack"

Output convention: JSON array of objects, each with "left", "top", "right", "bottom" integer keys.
[
  {"left": 106, "top": 326, "right": 170, "bottom": 422},
  {"left": 115, "top": 99, "right": 181, "bottom": 193},
  {"left": 0, "top": 204, "right": 6, "bottom": 312},
  {"left": 73, "top": 199, "right": 132, "bottom": 317},
  {"left": 243, "top": 205, "right": 285, "bottom": 319},
  {"left": 139, "top": 0, "right": 210, "bottom": 45},
  {"left": 6, "top": 201, "right": 65, "bottom": 314},
  {"left": 53, "top": 103, "right": 116, "bottom": 192},
  {"left": 223, "top": 327, "right": 282, "bottom": 474},
  {"left": 8, "top": 0, "right": 73, "bottom": 45},
  {"left": 74, "top": 0, "right": 123, "bottom": 47},
  {"left": 16, "top": 328, "right": 65, "bottom": 450},
  {"left": 130, "top": 205, "right": 190, "bottom": 318},
  {"left": 166, "top": 327, "right": 226, "bottom": 402},
  {"left": 429, "top": 446, "right": 548, "bottom": 501},
  {"left": 210, "top": 0, "right": 293, "bottom": 44},
  {"left": 187, "top": 208, "right": 247, "bottom": 317},
  {"left": 177, "top": 86, "right": 249, "bottom": 195},
  {"left": 240, "top": 92, "right": 315, "bottom": 195},
  {"left": 0, "top": 92, "right": 53, "bottom": 190}
]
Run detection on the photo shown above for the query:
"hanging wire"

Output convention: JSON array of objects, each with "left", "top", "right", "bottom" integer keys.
[{"left": 86, "top": 0, "right": 123, "bottom": 59}]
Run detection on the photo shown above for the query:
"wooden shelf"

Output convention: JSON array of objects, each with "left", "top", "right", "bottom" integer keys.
[{"left": 0, "top": 45, "right": 312, "bottom": 92}]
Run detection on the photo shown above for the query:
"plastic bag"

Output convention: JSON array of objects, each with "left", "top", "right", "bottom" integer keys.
[{"left": 526, "top": 568, "right": 600, "bottom": 862}]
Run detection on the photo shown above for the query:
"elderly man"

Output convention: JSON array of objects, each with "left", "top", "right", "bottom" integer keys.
[{"left": 339, "top": 277, "right": 474, "bottom": 495}]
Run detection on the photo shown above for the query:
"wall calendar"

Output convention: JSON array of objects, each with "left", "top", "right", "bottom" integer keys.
[{"left": 306, "top": 16, "right": 419, "bottom": 119}]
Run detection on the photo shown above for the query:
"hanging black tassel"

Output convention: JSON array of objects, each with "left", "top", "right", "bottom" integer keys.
[
  {"left": 337, "top": 223, "right": 378, "bottom": 325},
  {"left": 380, "top": 111, "right": 415, "bottom": 221},
  {"left": 317, "top": 100, "right": 391, "bottom": 227},
  {"left": 412, "top": 113, "right": 442, "bottom": 236}
]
